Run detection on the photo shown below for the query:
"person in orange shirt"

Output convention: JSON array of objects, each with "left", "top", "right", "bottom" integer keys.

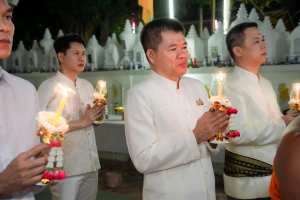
[{"left": 269, "top": 114, "right": 300, "bottom": 199}]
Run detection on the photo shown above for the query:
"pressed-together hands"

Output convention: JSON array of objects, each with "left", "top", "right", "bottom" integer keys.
[
  {"left": 82, "top": 104, "right": 104, "bottom": 126},
  {"left": 281, "top": 112, "right": 300, "bottom": 126},
  {"left": 0, "top": 144, "right": 50, "bottom": 195},
  {"left": 193, "top": 110, "right": 230, "bottom": 144},
  {"left": 68, "top": 103, "right": 104, "bottom": 132}
]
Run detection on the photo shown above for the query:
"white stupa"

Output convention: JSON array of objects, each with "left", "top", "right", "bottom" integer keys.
[
  {"left": 85, "top": 35, "right": 105, "bottom": 69},
  {"left": 111, "top": 33, "right": 124, "bottom": 60},
  {"left": 290, "top": 21, "right": 300, "bottom": 58},
  {"left": 39, "top": 28, "right": 54, "bottom": 56},
  {"left": 275, "top": 18, "right": 288, "bottom": 62},
  {"left": 136, "top": 21, "right": 144, "bottom": 41},
  {"left": 261, "top": 16, "right": 279, "bottom": 64},
  {"left": 185, "top": 24, "right": 205, "bottom": 65},
  {"left": 49, "top": 48, "right": 59, "bottom": 71},
  {"left": 133, "top": 21, "right": 150, "bottom": 69},
  {"left": 248, "top": 8, "right": 263, "bottom": 30},
  {"left": 56, "top": 29, "right": 64, "bottom": 38},
  {"left": 119, "top": 19, "right": 136, "bottom": 62},
  {"left": 104, "top": 36, "right": 112, "bottom": 50},
  {"left": 229, "top": 3, "right": 251, "bottom": 30},
  {"left": 12, "top": 41, "right": 28, "bottom": 73},
  {"left": 0, "top": 55, "right": 12, "bottom": 71},
  {"left": 28, "top": 40, "right": 43, "bottom": 71},
  {"left": 39, "top": 28, "right": 54, "bottom": 68},
  {"left": 201, "top": 27, "right": 210, "bottom": 57},
  {"left": 104, "top": 42, "right": 120, "bottom": 69},
  {"left": 208, "top": 21, "right": 230, "bottom": 63}
]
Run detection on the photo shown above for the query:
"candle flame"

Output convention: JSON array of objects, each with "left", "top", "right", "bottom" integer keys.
[
  {"left": 99, "top": 80, "right": 106, "bottom": 88},
  {"left": 56, "top": 83, "right": 73, "bottom": 98},
  {"left": 219, "top": 71, "right": 223, "bottom": 81}
]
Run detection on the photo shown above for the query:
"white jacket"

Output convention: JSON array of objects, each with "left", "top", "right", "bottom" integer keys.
[
  {"left": 224, "top": 66, "right": 286, "bottom": 199},
  {"left": 125, "top": 71, "right": 222, "bottom": 200}
]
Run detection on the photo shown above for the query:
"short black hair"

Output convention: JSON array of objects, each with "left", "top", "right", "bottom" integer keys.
[
  {"left": 53, "top": 33, "right": 85, "bottom": 55},
  {"left": 140, "top": 17, "right": 185, "bottom": 61},
  {"left": 226, "top": 22, "right": 258, "bottom": 60}
]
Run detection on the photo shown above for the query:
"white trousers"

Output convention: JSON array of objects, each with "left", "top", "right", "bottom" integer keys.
[{"left": 50, "top": 171, "right": 98, "bottom": 200}]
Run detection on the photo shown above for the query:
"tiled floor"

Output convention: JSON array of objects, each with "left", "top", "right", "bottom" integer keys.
[
  {"left": 35, "top": 159, "right": 226, "bottom": 200},
  {"left": 98, "top": 159, "right": 143, "bottom": 198},
  {"left": 98, "top": 159, "right": 227, "bottom": 199}
]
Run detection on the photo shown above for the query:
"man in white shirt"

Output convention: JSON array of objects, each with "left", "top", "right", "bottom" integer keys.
[
  {"left": 125, "top": 17, "right": 230, "bottom": 200},
  {"left": 37, "top": 33, "right": 103, "bottom": 200},
  {"left": 224, "top": 22, "right": 299, "bottom": 200},
  {"left": 0, "top": 0, "right": 49, "bottom": 199}
]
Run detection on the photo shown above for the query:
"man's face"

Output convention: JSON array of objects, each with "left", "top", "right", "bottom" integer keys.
[
  {"left": 0, "top": 0, "right": 14, "bottom": 58},
  {"left": 58, "top": 42, "right": 86, "bottom": 73},
  {"left": 238, "top": 27, "right": 266, "bottom": 65},
  {"left": 149, "top": 31, "right": 188, "bottom": 82}
]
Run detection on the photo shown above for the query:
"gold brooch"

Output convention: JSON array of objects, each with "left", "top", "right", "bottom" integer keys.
[{"left": 196, "top": 98, "right": 204, "bottom": 106}]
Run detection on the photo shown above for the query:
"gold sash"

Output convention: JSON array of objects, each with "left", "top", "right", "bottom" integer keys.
[{"left": 224, "top": 150, "right": 272, "bottom": 177}]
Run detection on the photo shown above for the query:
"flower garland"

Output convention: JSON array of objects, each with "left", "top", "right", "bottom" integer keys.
[
  {"left": 36, "top": 111, "right": 69, "bottom": 184},
  {"left": 225, "top": 108, "right": 240, "bottom": 138},
  {"left": 208, "top": 98, "right": 240, "bottom": 142}
]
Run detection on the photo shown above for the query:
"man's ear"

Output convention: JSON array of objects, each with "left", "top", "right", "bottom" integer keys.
[
  {"left": 146, "top": 49, "right": 155, "bottom": 64},
  {"left": 233, "top": 46, "right": 242, "bottom": 58},
  {"left": 57, "top": 52, "right": 64, "bottom": 63}
]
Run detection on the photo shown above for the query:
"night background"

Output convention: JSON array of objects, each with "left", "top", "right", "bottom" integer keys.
[{"left": 11, "top": 0, "right": 300, "bottom": 51}]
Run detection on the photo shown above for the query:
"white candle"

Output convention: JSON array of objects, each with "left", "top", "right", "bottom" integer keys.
[
  {"left": 53, "top": 84, "right": 69, "bottom": 127},
  {"left": 98, "top": 80, "right": 106, "bottom": 96},
  {"left": 217, "top": 71, "right": 223, "bottom": 99},
  {"left": 296, "top": 83, "right": 300, "bottom": 101}
]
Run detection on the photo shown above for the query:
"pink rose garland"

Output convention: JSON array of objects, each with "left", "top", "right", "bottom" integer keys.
[
  {"left": 41, "top": 135, "right": 66, "bottom": 184},
  {"left": 226, "top": 108, "right": 241, "bottom": 138}
]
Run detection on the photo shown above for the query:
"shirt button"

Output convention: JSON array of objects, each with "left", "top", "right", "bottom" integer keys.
[{"left": 82, "top": 103, "right": 84, "bottom": 105}]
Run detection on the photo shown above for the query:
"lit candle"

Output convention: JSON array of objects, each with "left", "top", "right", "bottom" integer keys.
[
  {"left": 296, "top": 83, "right": 300, "bottom": 101},
  {"left": 98, "top": 80, "right": 106, "bottom": 95},
  {"left": 53, "top": 84, "right": 69, "bottom": 127},
  {"left": 217, "top": 71, "right": 223, "bottom": 99}
]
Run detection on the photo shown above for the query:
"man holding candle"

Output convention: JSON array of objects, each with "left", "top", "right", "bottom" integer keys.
[
  {"left": 224, "top": 22, "right": 299, "bottom": 200},
  {"left": 125, "top": 17, "right": 230, "bottom": 200},
  {"left": 37, "top": 33, "right": 104, "bottom": 200},
  {"left": 0, "top": 0, "right": 51, "bottom": 199}
]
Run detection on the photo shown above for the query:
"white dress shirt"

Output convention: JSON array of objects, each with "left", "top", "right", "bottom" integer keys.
[
  {"left": 37, "top": 71, "right": 100, "bottom": 177},
  {"left": 0, "top": 67, "right": 40, "bottom": 200},
  {"left": 224, "top": 66, "right": 286, "bottom": 199},
  {"left": 125, "top": 71, "right": 223, "bottom": 200}
]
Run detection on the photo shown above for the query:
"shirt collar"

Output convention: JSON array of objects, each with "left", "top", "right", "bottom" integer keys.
[
  {"left": 234, "top": 66, "right": 261, "bottom": 83},
  {"left": 56, "top": 71, "right": 77, "bottom": 87},
  {"left": 150, "top": 71, "right": 180, "bottom": 91}
]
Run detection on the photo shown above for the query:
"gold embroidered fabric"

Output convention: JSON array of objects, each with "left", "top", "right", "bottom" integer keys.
[{"left": 224, "top": 150, "right": 272, "bottom": 177}]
